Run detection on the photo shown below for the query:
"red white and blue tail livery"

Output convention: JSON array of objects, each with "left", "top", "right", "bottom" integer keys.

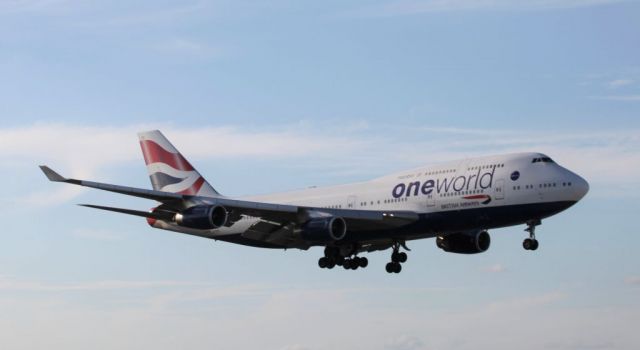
[
  {"left": 138, "top": 130, "right": 219, "bottom": 197},
  {"left": 40, "top": 130, "right": 589, "bottom": 274}
]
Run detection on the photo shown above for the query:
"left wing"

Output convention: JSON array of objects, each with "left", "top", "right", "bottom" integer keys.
[{"left": 40, "top": 166, "right": 419, "bottom": 232}]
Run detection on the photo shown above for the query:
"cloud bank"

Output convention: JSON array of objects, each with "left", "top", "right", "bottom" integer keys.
[
  {"left": 345, "top": 0, "right": 630, "bottom": 18},
  {"left": 1, "top": 122, "right": 639, "bottom": 204}
]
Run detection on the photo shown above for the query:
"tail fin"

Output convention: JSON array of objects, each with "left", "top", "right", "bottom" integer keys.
[{"left": 138, "top": 130, "right": 221, "bottom": 197}]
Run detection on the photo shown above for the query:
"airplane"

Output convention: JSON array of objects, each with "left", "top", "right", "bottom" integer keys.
[{"left": 40, "top": 130, "right": 589, "bottom": 273}]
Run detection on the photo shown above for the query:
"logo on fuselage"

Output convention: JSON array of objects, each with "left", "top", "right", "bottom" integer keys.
[
  {"left": 511, "top": 171, "right": 520, "bottom": 181},
  {"left": 392, "top": 167, "right": 496, "bottom": 198},
  {"left": 463, "top": 194, "right": 492, "bottom": 205}
]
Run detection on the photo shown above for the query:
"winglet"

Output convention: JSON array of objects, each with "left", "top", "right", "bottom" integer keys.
[{"left": 39, "top": 165, "right": 67, "bottom": 182}]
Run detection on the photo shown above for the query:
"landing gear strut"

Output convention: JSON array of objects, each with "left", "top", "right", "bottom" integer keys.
[
  {"left": 523, "top": 219, "right": 540, "bottom": 251},
  {"left": 386, "top": 242, "right": 409, "bottom": 274}
]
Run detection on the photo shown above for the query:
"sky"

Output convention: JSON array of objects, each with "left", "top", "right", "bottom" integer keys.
[{"left": 0, "top": 0, "right": 639, "bottom": 349}]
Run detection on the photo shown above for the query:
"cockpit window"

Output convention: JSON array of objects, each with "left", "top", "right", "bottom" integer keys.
[{"left": 532, "top": 157, "right": 554, "bottom": 163}]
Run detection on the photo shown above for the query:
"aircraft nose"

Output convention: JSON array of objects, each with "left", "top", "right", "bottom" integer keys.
[{"left": 573, "top": 174, "right": 589, "bottom": 201}]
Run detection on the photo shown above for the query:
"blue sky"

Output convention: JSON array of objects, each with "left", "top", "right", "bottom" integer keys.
[{"left": 0, "top": 1, "right": 639, "bottom": 349}]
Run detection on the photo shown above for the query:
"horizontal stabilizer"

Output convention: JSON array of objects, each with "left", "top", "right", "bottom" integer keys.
[{"left": 79, "top": 204, "right": 176, "bottom": 221}]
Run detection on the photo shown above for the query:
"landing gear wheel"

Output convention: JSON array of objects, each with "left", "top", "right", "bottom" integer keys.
[
  {"left": 386, "top": 262, "right": 395, "bottom": 273},
  {"left": 318, "top": 257, "right": 328, "bottom": 268},
  {"left": 336, "top": 256, "right": 344, "bottom": 266},
  {"left": 394, "top": 263, "right": 402, "bottom": 273},
  {"left": 326, "top": 259, "right": 336, "bottom": 269},
  {"left": 523, "top": 238, "right": 540, "bottom": 251},
  {"left": 358, "top": 257, "right": 368, "bottom": 268},
  {"left": 389, "top": 242, "right": 408, "bottom": 272},
  {"left": 343, "top": 259, "right": 352, "bottom": 270},
  {"left": 386, "top": 262, "right": 402, "bottom": 273},
  {"left": 343, "top": 259, "right": 358, "bottom": 270},
  {"left": 523, "top": 219, "right": 541, "bottom": 251}
]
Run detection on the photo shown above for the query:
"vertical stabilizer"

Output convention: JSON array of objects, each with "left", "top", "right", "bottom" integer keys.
[{"left": 138, "top": 130, "right": 221, "bottom": 197}]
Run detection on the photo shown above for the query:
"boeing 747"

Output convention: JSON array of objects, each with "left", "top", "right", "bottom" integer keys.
[{"left": 40, "top": 130, "right": 589, "bottom": 273}]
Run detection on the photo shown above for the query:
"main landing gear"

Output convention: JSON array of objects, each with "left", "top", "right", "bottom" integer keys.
[
  {"left": 385, "top": 242, "right": 408, "bottom": 274},
  {"left": 523, "top": 219, "right": 541, "bottom": 251},
  {"left": 318, "top": 246, "right": 368, "bottom": 271}
]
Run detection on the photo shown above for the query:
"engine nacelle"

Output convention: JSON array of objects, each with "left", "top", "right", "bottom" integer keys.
[
  {"left": 174, "top": 205, "right": 228, "bottom": 230},
  {"left": 436, "top": 230, "right": 491, "bottom": 254},
  {"left": 301, "top": 217, "right": 347, "bottom": 242}
]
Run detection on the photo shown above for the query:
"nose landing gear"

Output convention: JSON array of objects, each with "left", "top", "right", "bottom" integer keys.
[{"left": 523, "top": 219, "right": 540, "bottom": 251}]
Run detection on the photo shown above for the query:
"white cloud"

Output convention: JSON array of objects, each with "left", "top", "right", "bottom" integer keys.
[
  {"left": 19, "top": 185, "right": 86, "bottom": 207},
  {"left": 345, "top": 0, "right": 629, "bottom": 18},
  {"left": 385, "top": 335, "right": 425, "bottom": 350},
  {"left": 485, "top": 291, "right": 567, "bottom": 311},
  {"left": 280, "top": 345, "right": 312, "bottom": 350},
  {"left": 2, "top": 123, "right": 639, "bottom": 205},
  {"left": 93, "top": 2, "right": 206, "bottom": 27},
  {"left": 71, "top": 228, "right": 124, "bottom": 241},
  {"left": 0, "top": 284, "right": 636, "bottom": 350},
  {"left": 482, "top": 263, "right": 507, "bottom": 273},
  {"left": 0, "top": 275, "right": 211, "bottom": 292},
  {"left": 0, "top": 0, "right": 72, "bottom": 14},
  {"left": 624, "top": 276, "right": 640, "bottom": 286},
  {"left": 607, "top": 79, "right": 634, "bottom": 88},
  {"left": 152, "top": 38, "right": 223, "bottom": 58},
  {"left": 591, "top": 95, "right": 640, "bottom": 101},
  {"left": 0, "top": 123, "right": 363, "bottom": 204}
]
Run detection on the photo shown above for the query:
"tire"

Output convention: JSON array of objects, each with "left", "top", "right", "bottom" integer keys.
[
  {"left": 359, "top": 257, "right": 368, "bottom": 268},
  {"left": 318, "top": 257, "right": 328, "bottom": 268},
  {"left": 392, "top": 252, "right": 400, "bottom": 263},
  {"left": 386, "top": 262, "right": 394, "bottom": 273},
  {"left": 327, "top": 259, "right": 336, "bottom": 269},
  {"left": 343, "top": 259, "right": 351, "bottom": 269},
  {"left": 394, "top": 263, "right": 402, "bottom": 273},
  {"left": 523, "top": 239, "right": 532, "bottom": 250},
  {"left": 398, "top": 252, "right": 407, "bottom": 263},
  {"left": 531, "top": 239, "right": 539, "bottom": 251}
]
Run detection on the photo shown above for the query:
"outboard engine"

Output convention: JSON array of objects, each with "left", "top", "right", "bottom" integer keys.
[
  {"left": 301, "top": 217, "right": 347, "bottom": 242},
  {"left": 436, "top": 230, "right": 491, "bottom": 254},
  {"left": 174, "top": 205, "right": 228, "bottom": 230}
]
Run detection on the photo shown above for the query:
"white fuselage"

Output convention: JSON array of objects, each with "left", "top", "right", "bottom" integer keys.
[
  {"left": 246, "top": 152, "right": 587, "bottom": 214},
  {"left": 153, "top": 152, "right": 589, "bottom": 240}
]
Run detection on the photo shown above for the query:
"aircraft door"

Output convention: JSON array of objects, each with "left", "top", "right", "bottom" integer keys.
[
  {"left": 426, "top": 194, "right": 435, "bottom": 208},
  {"left": 347, "top": 195, "right": 357, "bottom": 209},
  {"left": 495, "top": 179, "right": 505, "bottom": 200}
]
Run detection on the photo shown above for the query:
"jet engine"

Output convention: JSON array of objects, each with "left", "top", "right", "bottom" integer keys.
[
  {"left": 301, "top": 217, "right": 347, "bottom": 242},
  {"left": 174, "top": 205, "right": 228, "bottom": 230},
  {"left": 436, "top": 230, "right": 491, "bottom": 254}
]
